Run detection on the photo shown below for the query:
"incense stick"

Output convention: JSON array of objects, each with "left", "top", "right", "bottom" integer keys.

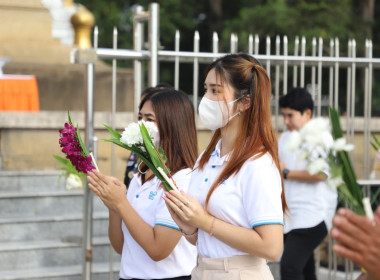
[{"left": 157, "top": 167, "right": 179, "bottom": 192}]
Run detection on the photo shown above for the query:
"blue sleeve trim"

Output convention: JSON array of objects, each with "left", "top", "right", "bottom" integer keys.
[
  {"left": 155, "top": 222, "right": 180, "bottom": 230},
  {"left": 252, "top": 221, "right": 284, "bottom": 228}
]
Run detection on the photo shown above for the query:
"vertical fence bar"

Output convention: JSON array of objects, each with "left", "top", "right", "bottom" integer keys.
[
  {"left": 329, "top": 39, "right": 334, "bottom": 108},
  {"left": 364, "top": 40, "right": 369, "bottom": 178},
  {"left": 274, "top": 35, "right": 280, "bottom": 133},
  {"left": 346, "top": 40, "right": 352, "bottom": 141},
  {"left": 350, "top": 40, "right": 356, "bottom": 148},
  {"left": 334, "top": 38, "right": 340, "bottom": 110},
  {"left": 193, "top": 31, "right": 200, "bottom": 114},
  {"left": 213, "top": 31, "right": 219, "bottom": 61},
  {"left": 364, "top": 40, "right": 373, "bottom": 179},
  {"left": 254, "top": 34, "right": 259, "bottom": 55},
  {"left": 248, "top": 34, "right": 253, "bottom": 55},
  {"left": 317, "top": 37, "right": 323, "bottom": 117},
  {"left": 149, "top": 3, "right": 159, "bottom": 86},
  {"left": 133, "top": 5, "right": 144, "bottom": 117},
  {"left": 111, "top": 27, "right": 118, "bottom": 175},
  {"left": 266, "top": 36, "right": 271, "bottom": 78},
  {"left": 108, "top": 26, "right": 118, "bottom": 280},
  {"left": 293, "top": 36, "right": 299, "bottom": 87},
  {"left": 300, "top": 36, "right": 306, "bottom": 87},
  {"left": 311, "top": 37, "right": 317, "bottom": 117},
  {"left": 314, "top": 42, "right": 320, "bottom": 280},
  {"left": 283, "top": 36, "right": 288, "bottom": 96},
  {"left": 174, "top": 30, "right": 180, "bottom": 89},
  {"left": 368, "top": 40, "right": 373, "bottom": 178},
  {"left": 82, "top": 28, "right": 97, "bottom": 280},
  {"left": 230, "top": 33, "right": 238, "bottom": 53}
]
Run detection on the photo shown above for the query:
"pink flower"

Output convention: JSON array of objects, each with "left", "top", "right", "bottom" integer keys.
[{"left": 377, "top": 149, "right": 380, "bottom": 160}]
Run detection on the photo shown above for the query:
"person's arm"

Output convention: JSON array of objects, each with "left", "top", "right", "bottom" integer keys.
[
  {"left": 116, "top": 200, "right": 183, "bottom": 261},
  {"left": 285, "top": 169, "right": 326, "bottom": 182},
  {"left": 108, "top": 209, "right": 124, "bottom": 254},
  {"left": 331, "top": 207, "right": 380, "bottom": 279},
  {"left": 165, "top": 190, "right": 283, "bottom": 261},
  {"left": 88, "top": 170, "right": 182, "bottom": 261}
]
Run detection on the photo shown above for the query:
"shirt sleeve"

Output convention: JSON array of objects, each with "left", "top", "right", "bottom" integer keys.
[
  {"left": 242, "top": 155, "right": 284, "bottom": 228},
  {"left": 154, "top": 169, "right": 192, "bottom": 230}
]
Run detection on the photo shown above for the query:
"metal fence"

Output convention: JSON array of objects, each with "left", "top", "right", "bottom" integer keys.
[{"left": 71, "top": 2, "right": 380, "bottom": 280}]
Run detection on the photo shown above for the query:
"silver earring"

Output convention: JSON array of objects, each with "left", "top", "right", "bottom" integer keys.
[{"left": 138, "top": 161, "right": 147, "bottom": 174}]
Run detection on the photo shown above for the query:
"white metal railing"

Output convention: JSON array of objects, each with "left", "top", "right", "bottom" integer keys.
[{"left": 70, "top": 2, "right": 380, "bottom": 280}]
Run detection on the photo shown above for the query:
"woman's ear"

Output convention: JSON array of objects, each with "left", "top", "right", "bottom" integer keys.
[
  {"left": 239, "top": 95, "right": 251, "bottom": 112},
  {"left": 304, "top": 109, "right": 312, "bottom": 119}
]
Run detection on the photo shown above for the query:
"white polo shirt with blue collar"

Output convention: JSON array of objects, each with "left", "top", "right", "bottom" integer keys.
[
  {"left": 188, "top": 140, "right": 284, "bottom": 258},
  {"left": 119, "top": 168, "right": 197, "bottom": 279}
]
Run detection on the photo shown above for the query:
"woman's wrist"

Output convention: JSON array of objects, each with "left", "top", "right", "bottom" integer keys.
[{"left": 180, "top": 228, "right": 198, "bottom": 236}]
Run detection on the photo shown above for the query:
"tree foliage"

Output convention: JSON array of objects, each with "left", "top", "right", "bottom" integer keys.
[{"left": 75, "top": 0, "right": 379, "bottom": 114}]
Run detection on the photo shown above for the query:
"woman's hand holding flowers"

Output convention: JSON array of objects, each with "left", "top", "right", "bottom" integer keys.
[{"left": 87, "top": 170, "right": 128, "bottom": 213}]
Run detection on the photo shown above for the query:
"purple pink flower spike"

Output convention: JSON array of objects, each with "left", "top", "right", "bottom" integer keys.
[{"left": 59, "top": 122, "right": 95, "bottom": 173}]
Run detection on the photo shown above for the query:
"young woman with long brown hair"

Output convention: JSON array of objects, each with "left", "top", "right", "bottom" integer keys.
[
  {"left": 88, "top": 88, "right": 198, "bottom": 280},
  {"left": 164, "top": 53, "right": 287, "bottom": 280}
]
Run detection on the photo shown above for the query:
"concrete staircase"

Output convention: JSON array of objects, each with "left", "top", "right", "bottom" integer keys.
[{"left": 0, "top": 170, "right": 120, "bottom": 280}]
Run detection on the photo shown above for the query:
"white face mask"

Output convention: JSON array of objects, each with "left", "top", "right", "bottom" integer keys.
[
  {"left": 151, "top": 124, "right": 160, "bottom": 147},
  {"left": 198, "top": 97, "right": 241, "bottom": 130}
]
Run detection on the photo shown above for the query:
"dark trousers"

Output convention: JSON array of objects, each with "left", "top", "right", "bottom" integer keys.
[
  {"left": 280, "top": 221, "right": 327, "bottom": 280},
  {"left": 120, "top": 276, "right": 190, "bottom": 280}
]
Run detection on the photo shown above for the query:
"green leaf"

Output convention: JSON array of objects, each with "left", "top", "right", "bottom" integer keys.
[
  {"left": 371, "top": 133, "right": 380, "bottom": 150},
  {"left": 104, "top": 124, "right": 122, "bottom": 139},
  {"left": 53, "top": 154, "right": 70, "bottom": 165},
  {"left": 329, "top": 107, "right": 364, "bottom": 214},
  {"left": 139, "top": 122, "right": 173, "bottom": 191},
  {"left": 53, "top": 155, "right": 86, "bottom": 178}
]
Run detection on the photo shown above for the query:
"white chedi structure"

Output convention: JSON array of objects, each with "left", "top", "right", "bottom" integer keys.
[{"left": 41, "top": 0, "right": 78, "bottom": 45}]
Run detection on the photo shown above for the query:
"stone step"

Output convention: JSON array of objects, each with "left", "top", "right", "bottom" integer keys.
[
  {"left": 0, "top": 190, "right": 107, "bottom": 218},
  {"left": 0, "top": 262, "right": 121, "bottom": 280},
  {"left": 0, "top": 237, "right": 120, "bottom": 271},
  {"left": 0, "top": 170, "right": 65, "bottom": 192},
  {"left": 0, "top": 212, "right": 109, "bottom": 242}
]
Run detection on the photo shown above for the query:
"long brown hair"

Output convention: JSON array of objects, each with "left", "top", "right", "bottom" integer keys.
[
  {"left": 199, "top": 53, "right": 287, "bottom": 212},
  {"left": 140, "top": 89, "right": 198, "bottom": 175}
]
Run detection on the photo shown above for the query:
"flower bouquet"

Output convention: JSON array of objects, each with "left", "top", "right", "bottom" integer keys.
[
  {"left": 57, "top": 111, "right": 99, "bottom": 176},
  {"left": 104, "top": 121, "right": 178, "bottom": 192},
  {"left": 286, "top": 107, "right": 368, "bottom": 215},
  {"left": 329, "top": 107, "right": 365, "bottom": 215}
]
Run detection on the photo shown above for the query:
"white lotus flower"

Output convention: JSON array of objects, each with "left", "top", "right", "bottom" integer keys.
[
  {"left": 300, "top": 118, "right": 330, "bottom": 148},
  {"left": 327, "top": 176, "right": 344, "bottom": 189},
  {"left": 332, "top": 138, "right": 354, "bottom": 152},
  {"left": 285, "top": 131, "right": 302, "bottom": 152},
  {"left": 65, "top": 173, "right": 83, "bottom": 190},
  {"left": 121, "top": 122, "right": 143, "bottom": 146},
  {"left": 120, "top": 120, "right": 159, "bottom": 147},
  {"left": 308, "top": 158, "right": 328, "bottom": 175}
]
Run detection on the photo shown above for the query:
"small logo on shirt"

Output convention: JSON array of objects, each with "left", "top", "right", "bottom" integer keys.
[{"left": 148, "top": 191, "right": 158, "bottom": 200}]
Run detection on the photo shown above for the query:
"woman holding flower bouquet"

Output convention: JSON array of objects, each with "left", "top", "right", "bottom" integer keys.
[
  {"left": 88, "top": 89, "right": 198, "bottom": 280},
  {"left": 163, "top": 53, "right": 286, "bottom": 280}
]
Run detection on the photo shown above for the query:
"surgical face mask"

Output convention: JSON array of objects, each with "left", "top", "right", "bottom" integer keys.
[
  {"left": 198, "top": 97, "right": 241, "bottom": 130},
  {"left": 151, "top": 123, "right": 160, "bottom": 147}
]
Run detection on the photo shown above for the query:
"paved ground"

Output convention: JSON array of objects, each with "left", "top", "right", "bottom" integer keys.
[
  {"left": 270, "top": 263, "right": 361, "bottom": 280},
  {"left": 318, "top": 267, "right": 361, "bottom": 280}
]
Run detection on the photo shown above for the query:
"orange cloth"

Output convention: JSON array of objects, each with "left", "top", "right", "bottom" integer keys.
[{"left": 0, "top": 75, "right": 40, "bottom": 111}]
